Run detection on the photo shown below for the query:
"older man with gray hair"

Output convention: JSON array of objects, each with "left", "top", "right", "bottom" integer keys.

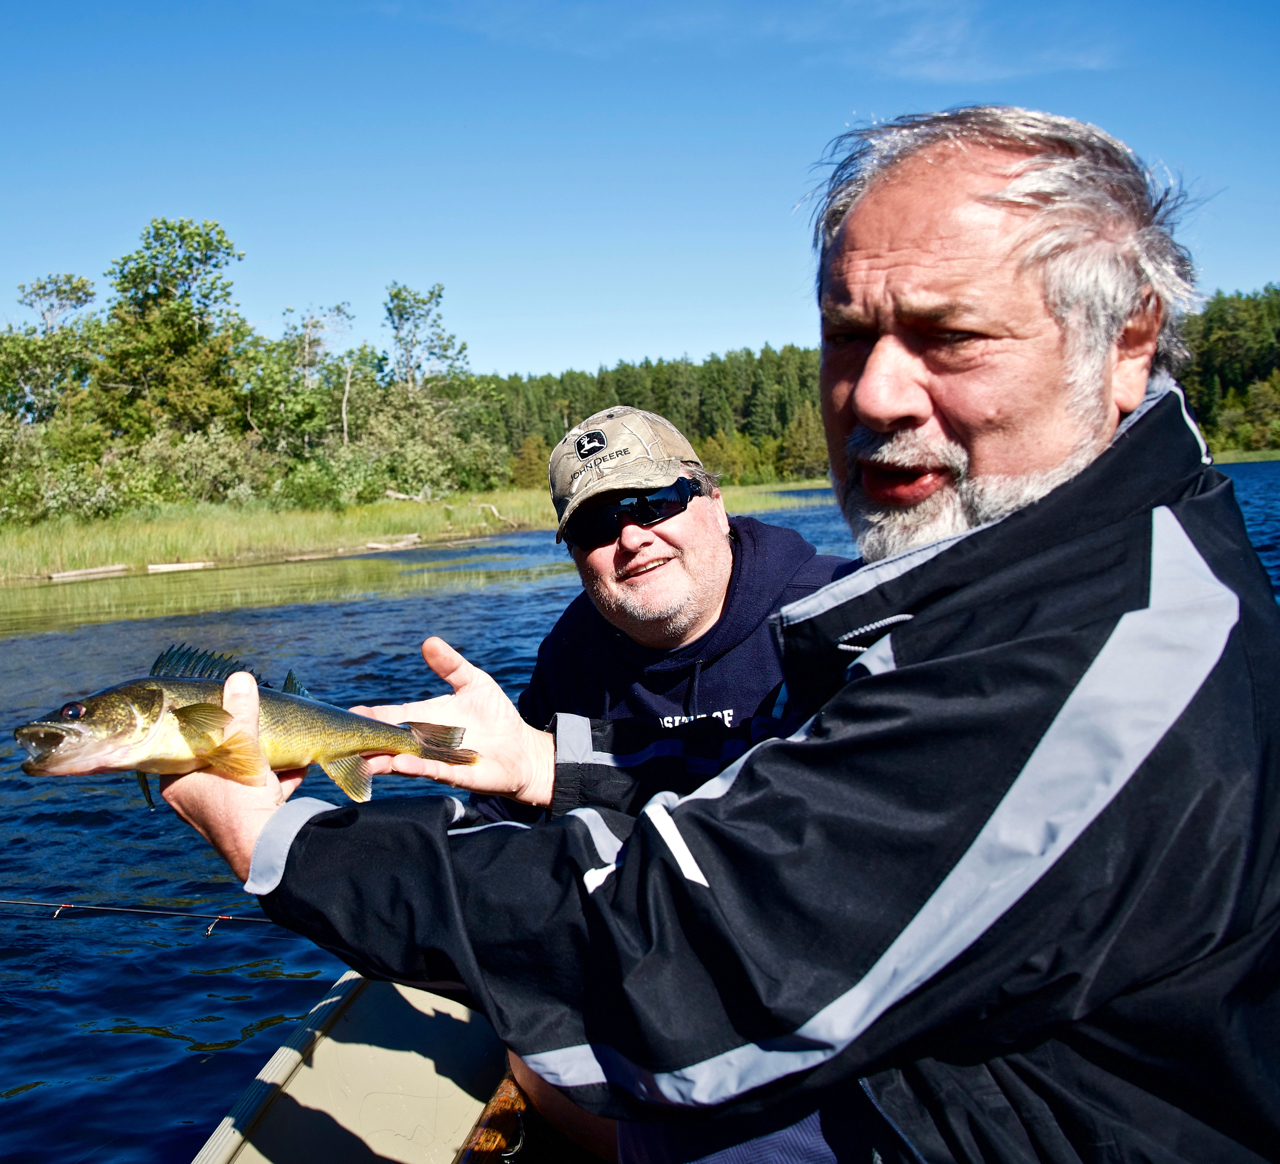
[
  {"left": 818, "top": 107, "right": 1197, "bottom": 564},
  {"left": 165, "top": 107, "right": 1280, "bottom": 1163}
]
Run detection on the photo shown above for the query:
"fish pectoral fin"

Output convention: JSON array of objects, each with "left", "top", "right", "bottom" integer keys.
[
  {"left": 173, "top": 702, "right": 234, "bottom": 753},
  {"left": 319, "top": 755, "right": 372, "bottom": 803},
  {"left": 196, "top": 732, "right": 267, "bottom": 786},
  {"left": 405, "top": 722, "right": 479, "bottom": 767},
  {"left": 135, "top": 772, "right": 156, "bottom": 810},
  {"left": 281, "top": 670, "right": 315, "bottom": 701},
  {"left": 172, "top": 702, "right": 233, "bottom": 736}
]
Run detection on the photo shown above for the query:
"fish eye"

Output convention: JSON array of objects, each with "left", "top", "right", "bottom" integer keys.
[{"left": 60, "top": 702, "right": 87, "bottom": 720}]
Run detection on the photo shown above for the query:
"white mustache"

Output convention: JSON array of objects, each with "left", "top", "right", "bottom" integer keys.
[{"left": 844, "top": 427, "right": 969, "bottom": 479}]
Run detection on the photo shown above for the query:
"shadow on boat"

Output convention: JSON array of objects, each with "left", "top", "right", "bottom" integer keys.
[
  {"left": 238, "top": 1091, "right": 403, "bottom": 1163},
  {"left": 318, "top": 984, "right": 503, "bottom": 1103},
  {"left": 193, "top": 973, "right": 514, "bottom": 1163}
]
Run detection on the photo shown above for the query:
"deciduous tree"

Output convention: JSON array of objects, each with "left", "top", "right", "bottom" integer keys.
[
  {"left": 384, "top": 282, "right": 467, "bottom": 391},
  {"left": 89, "top": 218, "right": 247, "bottom": 438},
  {"left": 0, "top": 274, "right": 99, "bottom": 422}
]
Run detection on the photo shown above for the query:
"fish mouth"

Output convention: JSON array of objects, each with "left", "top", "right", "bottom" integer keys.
[{"left": 14, "top": 723, "right": 80, "bottom": 772}]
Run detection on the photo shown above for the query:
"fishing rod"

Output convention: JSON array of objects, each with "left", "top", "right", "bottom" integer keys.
[{"left": 0, "top": 897, "right": 277, "bottom": 936}]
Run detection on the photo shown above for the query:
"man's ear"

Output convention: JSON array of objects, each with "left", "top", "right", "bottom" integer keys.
[
  {"left": 1112, "top": 295, "right": 1163, "bottom": 414},
  {"left": 710, "top": 490, "right": 731, "bottom": 536}
]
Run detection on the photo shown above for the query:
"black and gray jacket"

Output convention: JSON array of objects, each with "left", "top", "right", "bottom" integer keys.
[{"left": 250, "top": 378, "right": 1280, "bottom": 1162}]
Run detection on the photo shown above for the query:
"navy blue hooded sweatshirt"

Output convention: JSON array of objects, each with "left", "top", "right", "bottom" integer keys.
[
  {"left": 516, "top": 516, "right": 851, "bottom": 732},
  {"left": 471, "top": 517, "right": 849, "bottom": 823}
]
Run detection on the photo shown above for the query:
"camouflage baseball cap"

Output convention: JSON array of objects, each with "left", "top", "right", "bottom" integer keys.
[{"left": 549, "top": 407, "right": 703, "bottom": 542}]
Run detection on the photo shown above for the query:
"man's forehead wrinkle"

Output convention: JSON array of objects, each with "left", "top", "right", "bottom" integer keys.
[
  {"left": 827, "top": 247, "right": 994, "bottom": 314},
  {"left": 819, "top": 153, "right": 1052, "bottom": 334}
]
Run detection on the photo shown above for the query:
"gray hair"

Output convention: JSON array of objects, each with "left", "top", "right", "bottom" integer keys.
[
  {"left": 813, "top": 106, "right": 1198, "bottom": 377},
  {"left": 688, "top": 464, "right": 722, "bottom": 495}
]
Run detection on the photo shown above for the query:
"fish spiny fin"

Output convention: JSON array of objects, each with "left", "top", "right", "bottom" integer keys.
[
  {"left": 196, "top": 731, "right": 267, "bottom": 786},
  {"left": 282, "top": 670, "right": 315, "bottom": 701},
  {"left": 172, "top": 702, "right": 233, "bottom": 736},
  {"left": 319, "top": 755, "right": 372, "bottom": 803},
  {"left": 135, "top": 772, "right": 156, "bottom": 810},
  {"left": 150, "top": 644, "right": 266, "bottom": 685},
  {"left": 405, "top": 722, "right": 479, "bottom": 766}
]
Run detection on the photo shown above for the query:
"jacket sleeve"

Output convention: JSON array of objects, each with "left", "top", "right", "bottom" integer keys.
[
  {"left": 546, "top": 713, "right": 786, "bottom": 816},
  {"left": 258, "top": 590, "right": 1248, "bottom": 1122}
]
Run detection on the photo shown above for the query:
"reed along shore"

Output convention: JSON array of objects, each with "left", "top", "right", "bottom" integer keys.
[{"left": 0, "top": 481, "right": 832, "bottom": 582}]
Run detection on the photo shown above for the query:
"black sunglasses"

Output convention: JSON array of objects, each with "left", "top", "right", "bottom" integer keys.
[{"left": 565, "top": 477, "right": 704, "bottom": 550}]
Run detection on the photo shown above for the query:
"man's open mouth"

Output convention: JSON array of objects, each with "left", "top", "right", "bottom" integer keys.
[
  {"left": 617, "top": 557, "right": 673, "bottom": 582},
  {"left": 858, "top": 462, "right": 952, "bottom": 507}
]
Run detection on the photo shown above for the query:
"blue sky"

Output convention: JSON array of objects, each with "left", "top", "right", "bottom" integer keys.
[{"left": 1, "top": 1, "right": 1275, "bottom": 376}]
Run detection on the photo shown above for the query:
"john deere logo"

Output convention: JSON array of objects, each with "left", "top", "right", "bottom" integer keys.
[{"left": 575, "top": 430, "right": 607, "bottom": 460}]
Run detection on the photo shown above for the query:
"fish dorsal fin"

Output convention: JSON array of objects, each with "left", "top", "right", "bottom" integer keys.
[
  {"left": 319, "top": 755, "right": 372, "bottom": 802},
  {"left": 150, "top": 644, "right": 265, "bottom": 685},
  {"left": 282, "top": 670, "right": 315, "bottom": 701}
]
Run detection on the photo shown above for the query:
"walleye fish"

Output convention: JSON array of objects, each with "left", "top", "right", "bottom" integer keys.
[{"left": 13, "top": 645, "right": 477, "bottom": 803}]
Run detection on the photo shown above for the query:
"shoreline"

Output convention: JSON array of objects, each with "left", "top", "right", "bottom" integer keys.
[
  {"left": 0, "top": 480, "right": 832, "bottom": 585},
  {"left": 1211, "top": 448, "right": 1280, "bottom": 464}
]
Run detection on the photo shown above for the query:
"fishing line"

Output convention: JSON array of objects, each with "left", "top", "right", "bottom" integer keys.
[{"left": 0, "top": 898, "right": 276, "bottom": 936}]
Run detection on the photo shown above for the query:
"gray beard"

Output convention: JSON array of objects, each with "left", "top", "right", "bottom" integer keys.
[
  {"left": 578, "top": 539, "right": 733, "bottom": 646},
  {"left": 837, "top": 426, "right": 1100, "bottom": 563},
  {"left": 582, "top": 559, "right": 704, "bottom": 641}
]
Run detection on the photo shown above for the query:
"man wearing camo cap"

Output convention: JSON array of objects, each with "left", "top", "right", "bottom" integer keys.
[{"left": 515, "top": 405, "right": 847, "bottom": 744}]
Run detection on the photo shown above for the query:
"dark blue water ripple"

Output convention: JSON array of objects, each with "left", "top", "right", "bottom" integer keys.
[
  {"left": 0, "top": 473, "right": 1275, "bottom": 1161},
  {"left": 0, "top": 532, "right": 584, "bottom": 1163},
  {"left": 1221, "top": 462, "right": 1280, "bottom": 595}
]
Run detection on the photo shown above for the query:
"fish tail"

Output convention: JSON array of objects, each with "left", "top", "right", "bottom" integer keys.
[
  {"left": 405, "top": 722, "right": 479, "bottom": 766},
  {"left": 197, "top": 731, "right": 268, "bottom": 785}
]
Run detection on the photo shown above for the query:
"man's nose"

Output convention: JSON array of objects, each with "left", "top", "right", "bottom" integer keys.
[
  {"left": 616, "top": 517, "right": 655, "bottom": 552},
  {"left": 853, "top": 335, "right": 933, "bottom": 433}
]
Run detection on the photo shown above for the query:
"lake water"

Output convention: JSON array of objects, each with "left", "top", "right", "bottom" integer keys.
[{"left": 1, "top": 470, "right": 1276, "bottom": 1162}]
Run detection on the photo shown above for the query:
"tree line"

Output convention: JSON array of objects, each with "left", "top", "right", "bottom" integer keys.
[
  {"left": 0, "top": 218, "right": 1274, "bottom": 527},
  {"left": 0, "top": 218, "right": 827, "bottom": 525},
  {"left": 1181, "top": 284, "right": 1280, "bottom": 454}
]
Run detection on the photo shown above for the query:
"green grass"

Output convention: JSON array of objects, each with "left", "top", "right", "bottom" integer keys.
[
  {"left": 0, "top": 480, "right": 831, "bottom": 582},
  {"left": 1211, "top": 448, "right": 1280, "bottom": 464},
  {"left": 0, "top": 491, "right": 556, "bottom": 581},
  {"left": 721, "top": 479, "right": 833, "bottom": 510}
]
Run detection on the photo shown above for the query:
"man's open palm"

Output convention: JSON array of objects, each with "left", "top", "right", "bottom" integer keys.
[{"left": 353, "top": 637, "right": 555, "bottom": 805}]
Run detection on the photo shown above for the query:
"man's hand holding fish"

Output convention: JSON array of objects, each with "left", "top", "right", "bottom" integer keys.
[
  {"left": 352, "top": 637, "right": 554, "bottom": 806},
  {"left": 161, "top": 673, "right": 306, "bottom": 881},
  {"left": 164, "top": 640, "right": 552, "bottom": 878}
]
